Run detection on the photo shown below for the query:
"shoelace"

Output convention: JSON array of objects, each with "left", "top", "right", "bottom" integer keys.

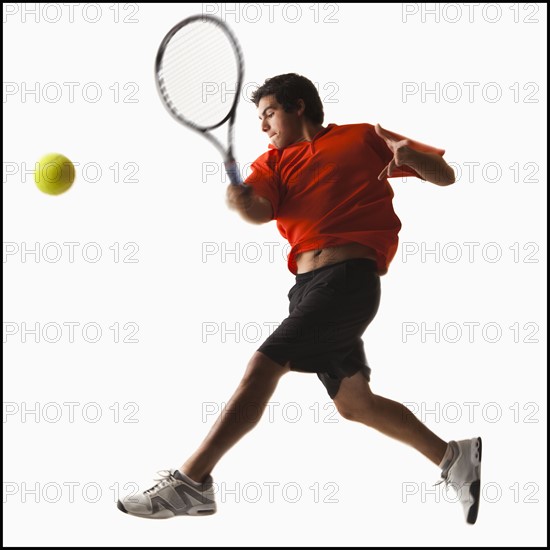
[
  {"left": 434, "top": 476, "right": 447, "bottom": 488},
  {"left": 434, "top": 453, "right": 455, "bottom": 488},
  {"left": 434, "top": 474, "right": 464, "bottom": 494},
  {"left": 434, "top": 461, "right": 457, "bottom": 488},
  {"left": 144, "top": 470, "right": 176, "bottom": 494}
]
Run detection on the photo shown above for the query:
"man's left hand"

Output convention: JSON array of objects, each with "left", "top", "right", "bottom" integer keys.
[{"left": 375, "top": 123, "right": 413, "bottom": 180}]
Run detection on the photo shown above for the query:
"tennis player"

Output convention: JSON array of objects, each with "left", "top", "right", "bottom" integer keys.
[{"left": 118, "top": 73, "right": 482, "bottom": 524}]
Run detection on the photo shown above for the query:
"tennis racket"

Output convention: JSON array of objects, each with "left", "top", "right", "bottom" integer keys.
[{"left": 155, "top": 14, "right": 245, "bottom": 186}]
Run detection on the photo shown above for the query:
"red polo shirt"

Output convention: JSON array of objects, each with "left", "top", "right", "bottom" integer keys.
[{"left": 244, "top": 123, "right": 445, "bottom": 275}]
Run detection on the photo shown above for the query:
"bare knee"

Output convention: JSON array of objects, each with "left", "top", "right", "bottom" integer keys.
[
  {"left": 334, "top": 403, "right": 357, "bottom": 422},
  {"left": 241, "top": 351, "right": 290, "bottom": 387},
  {"left": 333, "top": 375, "right": 378, "bottom": 423},
  {"left": 334, "top": 400, "right": 377, "bottom": 423}
]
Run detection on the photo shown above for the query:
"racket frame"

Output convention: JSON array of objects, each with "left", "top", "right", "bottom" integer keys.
[{"left": 155, "top": 14, "right": 245, "bottom": 184}]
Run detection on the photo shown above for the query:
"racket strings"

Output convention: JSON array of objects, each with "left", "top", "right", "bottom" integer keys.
[
  {"left": 158, "top": 20, "right": 241, "bottom": 129},
  {"left": 162, "top": 27, "right": 227, "bottom": 89}
]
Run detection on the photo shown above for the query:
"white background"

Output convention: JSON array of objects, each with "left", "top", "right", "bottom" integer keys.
[{"left": 3, "top": 2, "right": 547, "bottom": 546}]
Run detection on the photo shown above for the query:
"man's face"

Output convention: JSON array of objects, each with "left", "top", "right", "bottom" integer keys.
[{"left": 257, "top": 95, "right": 303, "bottom": 149}]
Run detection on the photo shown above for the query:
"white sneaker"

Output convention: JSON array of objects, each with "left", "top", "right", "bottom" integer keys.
[
  {"left": 438, "top": 437, "right": 482, "bottom": 524},
  {"left": 117, "top": 469, "right": 217, "bottom": 519}
]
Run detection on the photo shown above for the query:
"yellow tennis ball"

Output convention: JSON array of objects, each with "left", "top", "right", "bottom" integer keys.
[{"left": 34, "top": 153, "right": 75, "bottom": 195}]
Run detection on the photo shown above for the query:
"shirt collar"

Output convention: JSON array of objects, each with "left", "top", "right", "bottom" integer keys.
[{"left": 267, "top": 123, "right": 337, "bottom": 150}]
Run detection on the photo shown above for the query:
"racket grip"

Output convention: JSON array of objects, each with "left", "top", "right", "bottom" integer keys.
[{"left": 224, "top": 160, "right": 244, "bottom": 186}]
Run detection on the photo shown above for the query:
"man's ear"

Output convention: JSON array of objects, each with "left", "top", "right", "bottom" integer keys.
[{"left": 296, "top": 99, "right": 305, "bottom": 117}]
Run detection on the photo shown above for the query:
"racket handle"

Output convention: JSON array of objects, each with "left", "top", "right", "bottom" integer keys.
[{"left": 224, "top": 160, "right": 244, "bottom": 186}]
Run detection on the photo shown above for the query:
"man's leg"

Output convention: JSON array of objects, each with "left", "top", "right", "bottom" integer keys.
[
  {"left": 181, "top": 351, "right": 290, "bottom": 482},
  {"left": 332, "top": 370, "right": 447, "bottom": 465},
  {"left": 117, "top": 351, "right": 289, "bottom": 518}
]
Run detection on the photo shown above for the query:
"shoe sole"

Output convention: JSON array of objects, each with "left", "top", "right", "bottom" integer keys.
[
  {"left": 466, "top": 437, "right": 482, "bottom": 525},
  {"left": 117, "top": 499, "right": 216, "bottom": 519}
]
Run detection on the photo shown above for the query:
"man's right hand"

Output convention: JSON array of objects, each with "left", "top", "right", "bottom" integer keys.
[
  {"left": 226, "top": 183, "right": 253, "bottom": 212},
  {"left": 225, "top": 184, "right": 273, "bottom": 224}
]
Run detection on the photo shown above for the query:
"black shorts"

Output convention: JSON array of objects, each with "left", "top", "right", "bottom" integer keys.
[{"left": 257, "top": 258, "right": 381, "bottom": 398}]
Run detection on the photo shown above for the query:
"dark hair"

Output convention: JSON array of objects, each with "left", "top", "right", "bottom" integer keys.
[{"left": 251, "top": 73, "right": 324, "bottom": 124}]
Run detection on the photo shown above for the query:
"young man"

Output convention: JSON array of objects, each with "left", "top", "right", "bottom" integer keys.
[{"left": 118, "top": 74, "right": 482, "bottom": 524}]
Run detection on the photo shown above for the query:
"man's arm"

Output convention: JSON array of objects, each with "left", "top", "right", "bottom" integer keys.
[
  {"left": 398, "top": 147, "right": 456, "bottom": 186},
  {"left": 226, "top": 184, "right": 273, "bottom": 224},
  {"left": 374, "top": 123, "right": 455, "bottom": 186}
]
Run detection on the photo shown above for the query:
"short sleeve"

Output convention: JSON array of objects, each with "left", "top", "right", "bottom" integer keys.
[
  {"left": 367, "top": 124, "right": 446, "bottom": 179},
  {"left": 244, "top": 149, "right": 282, "bottom": 219}
]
